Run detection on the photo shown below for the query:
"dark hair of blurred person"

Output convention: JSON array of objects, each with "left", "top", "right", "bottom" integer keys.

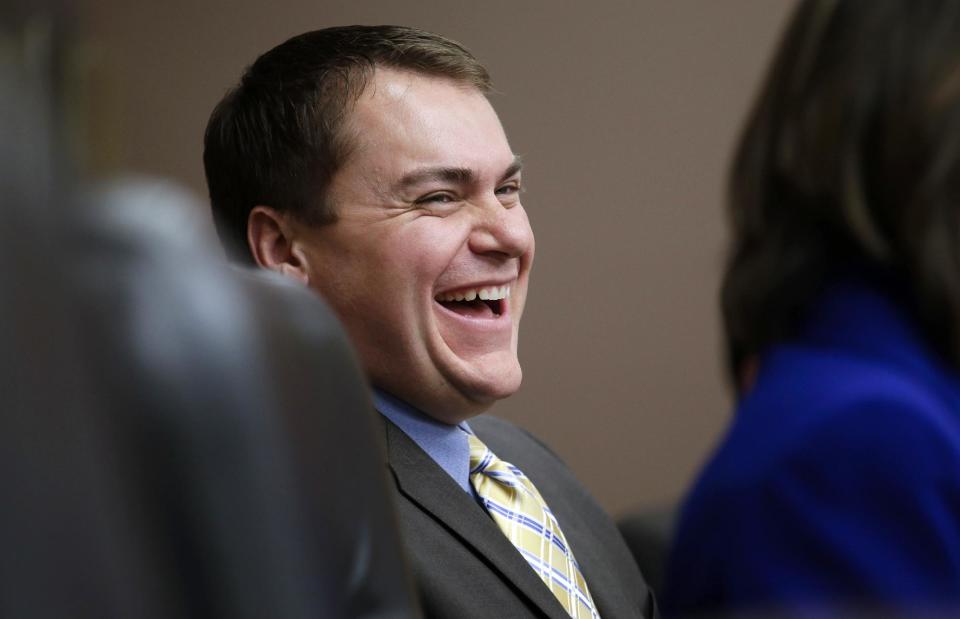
[
  {"left": 203, "top": 25, "right": 491, "bottom": 263},
  {"left": 665, "top": 1, "right": 960, "bottom": 616},
  {"left": 723, "top": 0, "right": 960, "bottom": 382}
]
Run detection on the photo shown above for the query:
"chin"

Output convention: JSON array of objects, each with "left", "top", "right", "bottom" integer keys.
[
  {"left": 451, "top": 359, "right": 523, "bottom": 412},
  {"left": 389, "top": 352, "right": 523, "bottom": 424},
  {"left": 407, "top": 362, "right": 523, "bottom": 424}
]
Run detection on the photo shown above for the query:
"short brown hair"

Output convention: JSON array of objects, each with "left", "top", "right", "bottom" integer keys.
[
  {"left": 723, "top": 0, "right": 960, "bottom": 376},
  {"left": 203, "top": 25, "right": 492, "bottom": 263}
]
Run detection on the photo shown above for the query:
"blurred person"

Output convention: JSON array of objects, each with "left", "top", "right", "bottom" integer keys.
[
  {"left": 204, "top": 25, "right": 656, "bottom": 619},
  {"left": 664, "top": 0, "right": 960, "bottom": 616},
  {"left": 1, "top": 8, "right": 414, "bottom": 618}
]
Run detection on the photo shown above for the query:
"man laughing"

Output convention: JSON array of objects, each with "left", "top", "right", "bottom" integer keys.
[{"left": 204, "top": 25, "right": 655, "bottom": 619}]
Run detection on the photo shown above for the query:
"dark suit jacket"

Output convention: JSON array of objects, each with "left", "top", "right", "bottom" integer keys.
[
  {"left": 383, "top": 413, "right": 657, "bottom": 618},
  {"left": 664, "top": 275, "right": 960, "bottom": 616}
]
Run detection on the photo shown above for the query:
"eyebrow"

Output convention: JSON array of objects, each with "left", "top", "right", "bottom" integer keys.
[
  {"left": 396, "top": 156, "right": 523, "bottom": 190},
  {"left": 499, "top": 157, "right": 524, "bottom": 184}
]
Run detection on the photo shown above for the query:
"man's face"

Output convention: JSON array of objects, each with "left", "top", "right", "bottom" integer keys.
[{"left": 291, "top": 68, "right": 534, "bottom": 423}]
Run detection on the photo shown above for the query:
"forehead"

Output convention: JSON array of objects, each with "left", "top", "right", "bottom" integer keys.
[{"left": 343, "top": 68, "right": 515, "bottom": 174}]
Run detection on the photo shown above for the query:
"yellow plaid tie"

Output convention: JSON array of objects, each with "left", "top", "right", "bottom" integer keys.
[{"left": 467, "top": 433, "right": 601, "bottom": 619}]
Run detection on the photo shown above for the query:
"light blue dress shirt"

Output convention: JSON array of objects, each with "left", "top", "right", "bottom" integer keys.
[{"left": 373, "top": 388, "right": 476, "bottom": 496}]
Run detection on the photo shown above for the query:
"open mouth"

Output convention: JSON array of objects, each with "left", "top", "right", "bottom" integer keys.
[{"left": 435, "top": 285, "right": 510, "bottom": 318}]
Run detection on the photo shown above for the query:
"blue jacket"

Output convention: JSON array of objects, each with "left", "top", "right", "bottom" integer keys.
[{"left": 664, "top": 275, "right": 960, "bottom": 616}]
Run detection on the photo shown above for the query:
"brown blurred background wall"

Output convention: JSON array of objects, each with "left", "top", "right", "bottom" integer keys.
[{"left": 80, "top": 0, "right": 796, "bottom": 517}]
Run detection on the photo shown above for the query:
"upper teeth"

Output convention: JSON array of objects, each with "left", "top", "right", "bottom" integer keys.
[{"left": 436, "top": 285, "right": 511, "bottom": 302}]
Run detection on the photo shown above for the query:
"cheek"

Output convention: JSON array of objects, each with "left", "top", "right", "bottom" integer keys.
[
  {"left": 317, "top": 217, "right": 470, "bottom": 311},
  {"left": 388, "top": 218, "right": 470, "bottom": 279}
]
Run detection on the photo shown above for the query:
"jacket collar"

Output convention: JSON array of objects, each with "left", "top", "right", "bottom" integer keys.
[{"left": 382, "top": 417, "right": 572, "bottom": 619}]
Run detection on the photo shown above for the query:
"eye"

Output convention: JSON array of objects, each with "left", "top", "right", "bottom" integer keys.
[
  {"left": 497, "top": 179, "right": 522, "bottom": 194},
  {"left": 415, "top": 192, "right": 458, "bottom": 205},
  {"left": 495, "top": 181, "right": 522, "bottom": 204}
]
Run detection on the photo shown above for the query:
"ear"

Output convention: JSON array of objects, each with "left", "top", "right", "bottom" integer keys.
[{"left": 247, "top": 206, "right": 309, "bottom": 285}]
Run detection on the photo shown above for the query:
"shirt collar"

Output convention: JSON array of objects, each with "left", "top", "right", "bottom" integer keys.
[{"left": 373, "top": 388, "right": 474, "bottom": 495}]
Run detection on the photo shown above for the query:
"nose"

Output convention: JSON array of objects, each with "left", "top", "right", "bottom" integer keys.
[{"left": 468, "top": 198, "right": 534, "bottom": 260}]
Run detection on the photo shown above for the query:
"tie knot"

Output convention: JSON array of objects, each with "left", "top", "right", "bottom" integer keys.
[
  {"left": 466, "top": 432, "right": 527, "bottom": 490},
  {"left": 467, "top": 432, "right": 494, "bottom": 474}
]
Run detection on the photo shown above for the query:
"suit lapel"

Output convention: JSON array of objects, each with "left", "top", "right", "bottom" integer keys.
[
  {"left": 470, "top": 415, "right": 646, "bottom": 619},
  {"left": 547, "top": 500, "right": 636, "bottom": 619},
  {"left": 383, "top": 418, "right": 570, "bottom": 619}
]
